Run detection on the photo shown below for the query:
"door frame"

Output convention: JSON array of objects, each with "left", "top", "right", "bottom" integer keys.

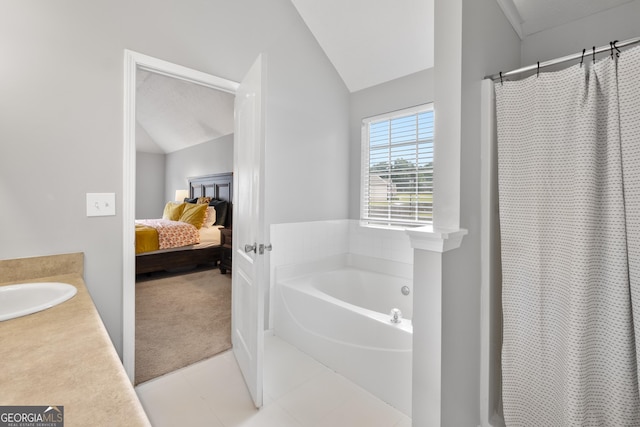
[{"left": 122, "top": 50, "right": 239, "bottom": 381}]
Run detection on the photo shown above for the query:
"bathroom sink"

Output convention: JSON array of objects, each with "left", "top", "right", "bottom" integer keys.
[{"left": 0, "top": 282, "right": 77, "bottom": 321}]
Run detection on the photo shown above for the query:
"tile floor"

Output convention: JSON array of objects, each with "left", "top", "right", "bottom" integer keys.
[{"left": 136, "top": 333, "right": 411, "bottom": 427}]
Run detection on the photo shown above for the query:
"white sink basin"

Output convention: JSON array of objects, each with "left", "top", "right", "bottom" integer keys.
[{"left": 0, "top": 282, "right": 77, "bottom": 321}]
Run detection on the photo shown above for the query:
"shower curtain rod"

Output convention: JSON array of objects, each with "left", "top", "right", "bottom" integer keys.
[{"left": 485, "top": 36, "right": 640, "bottom": 81}]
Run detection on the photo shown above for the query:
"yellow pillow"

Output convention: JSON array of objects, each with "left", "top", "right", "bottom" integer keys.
[
  {"left": 162, "top": 202, "right": 185, "bottom": 221},
  {"left": 179, "top": 203, "right": 208, "bottom": 229}
]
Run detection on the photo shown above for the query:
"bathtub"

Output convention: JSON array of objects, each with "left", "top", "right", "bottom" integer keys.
[{"left": 273, "top": 266, "right": 413, "bottom": 416}]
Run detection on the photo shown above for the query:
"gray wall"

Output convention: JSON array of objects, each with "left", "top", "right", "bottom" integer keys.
[
  {"left": 165, "top": 134, "right": 234, "bottom": 203},
  {"left": 440, "top": 1, "right": 520, "bottom": 426},
  {"left": 348, "top": 69, "right": 435, "bottom": 219},
  {"left": 136, "top": 152, "right": 166, "bottom": 219},
  {"left": 521, "top": 0, "right": 640, "bottom": 65},
  {"left": 136, "top": 135, "right": 233, "bottom": 219},
  {"left": 0, "top": 0, "right": 349, "bottom": 356}
]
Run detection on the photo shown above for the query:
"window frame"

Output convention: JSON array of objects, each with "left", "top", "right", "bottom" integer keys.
[{"left": 360, "top": 103, "right": 434, "bottom": 229}]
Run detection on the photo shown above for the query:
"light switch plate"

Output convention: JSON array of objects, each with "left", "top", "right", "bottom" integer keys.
[{"left": 86, "top": 193, "right": 116, "bottom": 217}]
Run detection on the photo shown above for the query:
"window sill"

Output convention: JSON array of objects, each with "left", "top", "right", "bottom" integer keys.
[
  {"left": 358, "top": 222, "right": 410, "bottom": 232},
  {"left": 405, "top": 225, "right": 468, "bottom": 253}
]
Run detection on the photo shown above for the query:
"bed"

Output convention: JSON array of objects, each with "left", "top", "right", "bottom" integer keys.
[{"left": 135, "top": 172, "right": 233, "bottom": 275}]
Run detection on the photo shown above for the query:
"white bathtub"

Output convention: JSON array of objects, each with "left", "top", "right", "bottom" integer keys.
[{"left": 274, "top": 267, "right": 413, "bottom": 416}]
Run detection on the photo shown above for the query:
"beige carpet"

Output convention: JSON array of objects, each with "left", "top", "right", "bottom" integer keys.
[{"left": 135, "top": 267, "right": 231, "bottom": 385}]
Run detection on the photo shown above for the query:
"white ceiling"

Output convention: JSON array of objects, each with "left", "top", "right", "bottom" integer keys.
[
  {"left": 137, "top": 0, "right": 634, "bottom": 154},
  {"left": 290, "top": 0, "right": 434, "bottom": 93},
  {"left": 135, "top": 70, "right": 234, "bottom": 154}
]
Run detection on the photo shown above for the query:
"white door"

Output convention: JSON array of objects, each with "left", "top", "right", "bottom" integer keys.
[{"left": 232, "top": 54, "right": 266, "bottom": 408}]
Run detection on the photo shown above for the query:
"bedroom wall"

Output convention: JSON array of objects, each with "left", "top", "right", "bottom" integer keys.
[
  {"left": 136, "top": 152, "right": 166, "bottom": 219},
  {"left": 0, "top": 0, "right": 349, "bottom": 356},
  {"left": 520, "top": 0, "right": 640, "bottom": 65},
  {"left": 164, "top": 134, "right": 234, "bottom": 204}
]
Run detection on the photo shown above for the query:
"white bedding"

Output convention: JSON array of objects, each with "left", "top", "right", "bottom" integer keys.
[{"left": 199, "top": 225, "right": 223, "bottom": 245}]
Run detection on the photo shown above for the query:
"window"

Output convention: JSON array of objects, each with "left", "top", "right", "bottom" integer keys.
[{"left": 361, "top": 104, "right": 434, "bottom": 228}]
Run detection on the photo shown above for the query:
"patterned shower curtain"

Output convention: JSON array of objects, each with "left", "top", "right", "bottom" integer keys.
[{"left": 495, "top": 45, "right": 640, "bottom": 426}]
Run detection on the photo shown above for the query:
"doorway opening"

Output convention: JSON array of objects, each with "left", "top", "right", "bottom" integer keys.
[{"left": 122, "top": 50, "right": 239, "bottom": 382}]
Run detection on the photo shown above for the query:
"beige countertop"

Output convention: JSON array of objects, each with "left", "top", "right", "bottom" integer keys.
[{"left": 0, "top": 254, "right": 151, "bottom": 427}]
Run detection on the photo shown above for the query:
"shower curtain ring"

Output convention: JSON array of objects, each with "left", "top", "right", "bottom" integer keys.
[
  {"left": 499, "top": 72, "right": 503, "bottom": 86},
  {"left": 580, "top": 49, "right": 585, "bottom": 67},
  {"left": 593, "top": 46, "right": 596, "bottom": 63},
  {"left": 613, "top": 40, "right": 621, "bottom": 58},
  {"left": 610, "top": 41, "right": 614, "bottom": 59}
]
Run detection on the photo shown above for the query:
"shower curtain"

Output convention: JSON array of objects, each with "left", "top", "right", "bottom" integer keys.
[{"left": 495, "top": 45, "right": 640, "bottom": 426}]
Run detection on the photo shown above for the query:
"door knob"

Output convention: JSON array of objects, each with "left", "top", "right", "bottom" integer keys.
[
  {"left": 244, "top": 243, "right": 256, "bottom": 253},
  {"left": 258, "top": 243, "right": 273, "bottom": 255}
]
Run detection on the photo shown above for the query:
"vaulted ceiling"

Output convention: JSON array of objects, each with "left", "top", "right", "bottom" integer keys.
[
  {"left": 290, "top": 0, "right": 434, "bottom": 93},
  {"left": 135, "top": 70, "right": 234, "bottom": 154},
  {"left": 136, "top": 0, "right": 637, "bottom": 154}
]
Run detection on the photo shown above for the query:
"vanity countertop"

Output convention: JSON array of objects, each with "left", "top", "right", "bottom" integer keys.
[{"left": 0, "top": 270, "right": 150, "bottom": 426}]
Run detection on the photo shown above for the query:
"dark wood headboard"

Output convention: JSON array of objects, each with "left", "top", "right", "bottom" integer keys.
[{"left": 187, "top": 172, "right": 233, "bottom": 227}]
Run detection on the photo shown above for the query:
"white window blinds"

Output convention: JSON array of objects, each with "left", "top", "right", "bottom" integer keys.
[{"left": 361, "top": 104, "right": 434, "bottom": 228}]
